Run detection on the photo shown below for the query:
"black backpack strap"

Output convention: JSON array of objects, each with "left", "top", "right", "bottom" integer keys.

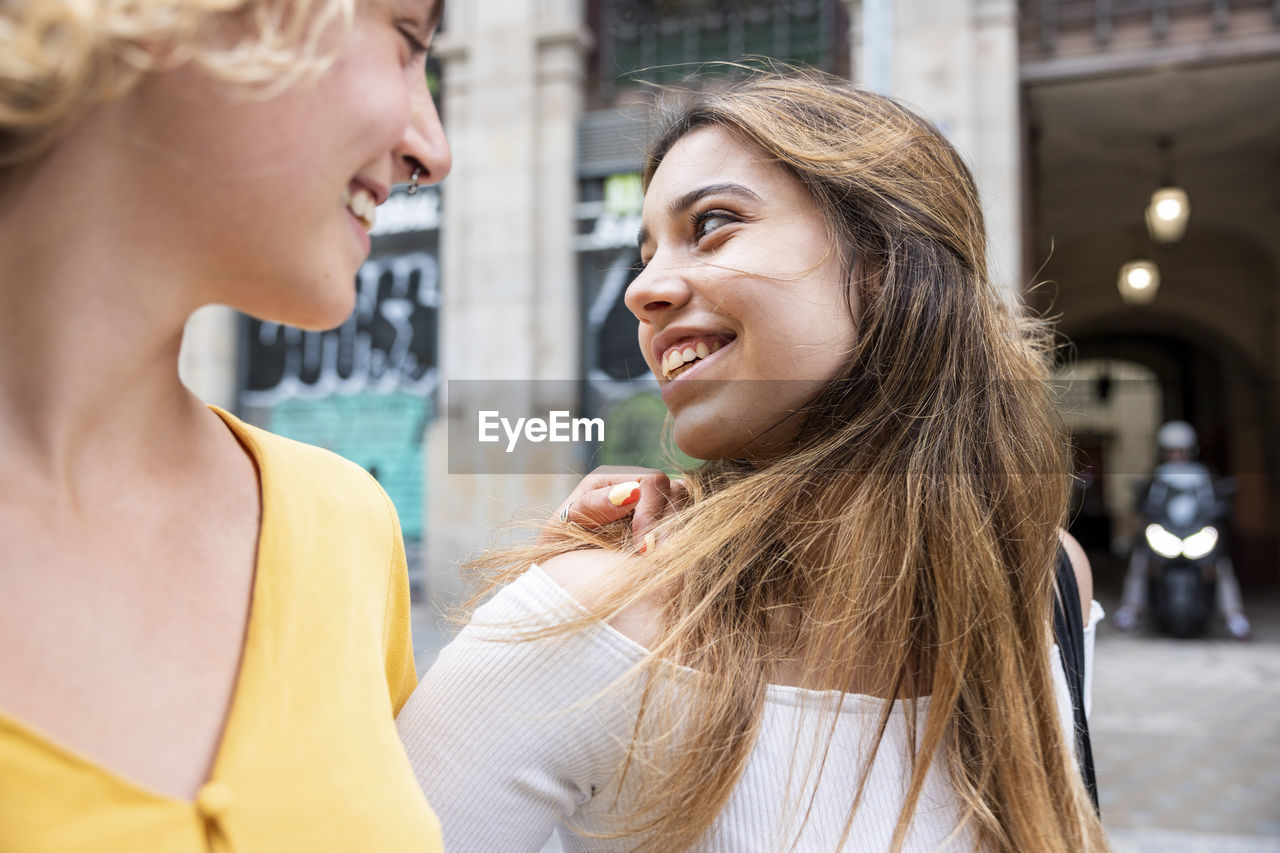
[{"left": 1051, "top": 547, "right": 1099, "bottom": 812}]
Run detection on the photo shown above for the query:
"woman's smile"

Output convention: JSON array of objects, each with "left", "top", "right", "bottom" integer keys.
[
  {"left": 657, "top": 337, "right": 735, "bottom": 405},
  {"left": 342, "top": 182, "right": 384, "bottom": 255},
  {"left": 652, "top": 329, "right": 736, "bottom": 380},
  {"left": 342, "top": 183, "right": 382, "bottom": 232}
]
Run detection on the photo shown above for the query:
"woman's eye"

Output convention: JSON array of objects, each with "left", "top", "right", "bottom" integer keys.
[
  {"left": 693, "top": 211, "right": 736, "bottom": 242},
  {"left": 398, "top": 26, "right": 430, "bottom": 59}
]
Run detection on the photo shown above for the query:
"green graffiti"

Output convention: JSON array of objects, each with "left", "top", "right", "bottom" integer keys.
[{"left": 266, "top": 393, "right": 430, "bottom": 539}]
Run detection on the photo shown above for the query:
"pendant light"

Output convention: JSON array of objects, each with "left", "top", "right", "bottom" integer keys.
[
  {"left": 1118, "top": 259, "right": 1160, "bottom": 306},
  {"left": 1145, "top": 136, "right": 1190, "bottom": 244}
]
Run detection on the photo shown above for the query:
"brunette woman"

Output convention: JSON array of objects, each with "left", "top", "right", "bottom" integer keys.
[{"left": 399, "top": 70, "right": 1107, "bottom": 852}]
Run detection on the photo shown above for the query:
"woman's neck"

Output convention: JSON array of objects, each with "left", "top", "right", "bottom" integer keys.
[{"left": 0, "top": 135, "right": 209, "bottom": 492}]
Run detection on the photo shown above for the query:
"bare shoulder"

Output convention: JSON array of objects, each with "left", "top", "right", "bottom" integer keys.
[
  {"left": 1057, "top": 528, "right": 1093, "bottom": 624},
  {"left": 536, "top": 549, "right": 665, "bottom": 649},
  {"left": 535, "top": 548, "right": 632, "bottom": 606}
]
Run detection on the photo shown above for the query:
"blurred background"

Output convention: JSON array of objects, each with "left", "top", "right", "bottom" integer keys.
[{"left": 178, "top": 1, "right": 1279, "bottom": 849}]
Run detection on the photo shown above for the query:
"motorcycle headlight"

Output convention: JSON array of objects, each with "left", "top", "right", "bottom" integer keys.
[
  {"left": 1181, "top": 526, "right": 1218, "bottom": 560},
  {"left": 1145, "top": 523, "right": 1183, "bottom": 559}
]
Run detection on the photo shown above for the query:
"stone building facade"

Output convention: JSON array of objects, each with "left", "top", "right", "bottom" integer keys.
[{"left": 180, "top": 0, "right": 1280, "bottom": 598}]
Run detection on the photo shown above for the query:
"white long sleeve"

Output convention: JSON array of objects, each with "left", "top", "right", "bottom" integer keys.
[
  {"left": 396, "top": 568, "right": 642, "bottom": 852},
  {"left": 398, "top": 567, "right": 1102, "bottom": 852}
]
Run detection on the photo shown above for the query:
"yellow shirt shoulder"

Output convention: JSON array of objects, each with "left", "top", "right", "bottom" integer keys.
[{"left": 0, "top": 408, "right": 441, "bottom": 852}]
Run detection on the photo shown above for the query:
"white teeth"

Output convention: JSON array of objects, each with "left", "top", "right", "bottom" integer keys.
[
  {"left": 344, "top": 185, "right": 377, "bottom": 231},
  {"left": 661, "top": 338, "right": 728, "bottom": 379}
]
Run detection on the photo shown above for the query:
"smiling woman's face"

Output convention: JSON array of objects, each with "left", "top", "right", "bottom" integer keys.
[
  {"left": 625, "top": 126, "right": 858, "bottom": 461},
  {"left": 115, "top": 0, "right": 450, "bottom": 330}
]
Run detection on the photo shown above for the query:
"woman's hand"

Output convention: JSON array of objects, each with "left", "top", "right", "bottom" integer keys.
[{"left": 544, "top": 466, "right": 688, "bottom": 548}]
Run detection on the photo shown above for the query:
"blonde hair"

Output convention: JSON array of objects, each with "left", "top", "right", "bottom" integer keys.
[
  {"left": 470, "top": 69, "right": 1109, "bottom": 852},
  {"left": 0, "top": 0, "right": 359, "bottom": 168}
]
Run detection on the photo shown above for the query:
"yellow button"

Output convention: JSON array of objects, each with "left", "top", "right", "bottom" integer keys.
[{"left": 196, "top": 781, "right": 232, "bottom": 820}]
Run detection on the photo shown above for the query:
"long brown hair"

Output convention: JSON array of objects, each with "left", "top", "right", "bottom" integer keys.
[{"left": 469, "top": 69, "right": 1107, "bottom": 852}]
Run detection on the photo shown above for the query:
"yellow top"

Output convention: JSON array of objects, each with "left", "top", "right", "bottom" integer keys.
[{"left": 0, "top": 408, "right": 442, "bottom": 852}]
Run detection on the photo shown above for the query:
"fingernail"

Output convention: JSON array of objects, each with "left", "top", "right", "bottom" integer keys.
[
  {"left": 642, "top": 531, "right": 657, "bottom": 554},
  {"left": 609, "top": 481, "right": 642, "bottom": 507}
]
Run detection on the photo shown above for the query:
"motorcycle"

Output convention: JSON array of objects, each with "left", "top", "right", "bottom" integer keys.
[{"left": 1138, "top": 462, "right": 1230, "bottom": 639}]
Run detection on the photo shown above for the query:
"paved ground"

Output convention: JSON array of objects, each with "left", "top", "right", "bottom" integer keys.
[
  {"left": 411, "top": 568, "right": 1280, "bottom": 851},
  {"left": 1090, "top": 574, "right": 1280, "bottom": 852}
]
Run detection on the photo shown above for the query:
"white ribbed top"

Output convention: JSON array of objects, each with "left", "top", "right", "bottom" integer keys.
[{"left": 397, "top": 566, "right": 1101, "bottom": 852}]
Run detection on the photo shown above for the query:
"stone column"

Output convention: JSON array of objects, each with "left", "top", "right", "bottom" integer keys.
[
  {"left": 425, "top": 0, "right": 592, "bottom": 605},
  {"left": 846, "top": 0, "right": 1024, "bottom": 300}
]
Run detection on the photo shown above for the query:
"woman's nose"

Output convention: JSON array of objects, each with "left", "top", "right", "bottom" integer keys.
[
  {"left": 396, "top": 85, "right": 451, "bottom": 187},
  {"left": 623, "top": 254, "right": 693, "bottom": 323}
]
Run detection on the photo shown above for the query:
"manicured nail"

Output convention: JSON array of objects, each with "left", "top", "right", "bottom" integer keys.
[
  {"left": 642, "top": 531, "right": 657, "bottom": 554},
  {"left": 608, "top": 481, "right": 642, "bottom": 507}
]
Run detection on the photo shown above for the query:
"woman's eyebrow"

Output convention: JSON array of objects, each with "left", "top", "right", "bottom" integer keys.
[
  {"left": 636, "top": 182, "right": 762, "bottom": 252},
  {"left": 667, "top": 183, "right": 761, "bottom": 218}
]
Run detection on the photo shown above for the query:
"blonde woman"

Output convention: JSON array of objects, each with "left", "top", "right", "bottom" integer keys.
[
  {"left": 398, "top": 71, "right": 1107, "bottom": 852},
  {"left": 0, "top": 0, "right": 455, "bottom": 849}
]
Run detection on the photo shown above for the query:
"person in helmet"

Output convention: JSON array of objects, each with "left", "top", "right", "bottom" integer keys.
[{"left": 1113, "top": 421, "right": 1251, "bottom": 639}]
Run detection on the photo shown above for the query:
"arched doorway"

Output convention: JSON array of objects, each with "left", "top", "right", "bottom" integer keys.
[
  {"left": 1058, "top": 321, "right": 1275, "bottom": 587},
  {"left": 1055, "top": 358, "right": 1161, "bottom": 558},
  {"left": 1025, "top": 55, "right": 1280, "bottom": 587}
]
